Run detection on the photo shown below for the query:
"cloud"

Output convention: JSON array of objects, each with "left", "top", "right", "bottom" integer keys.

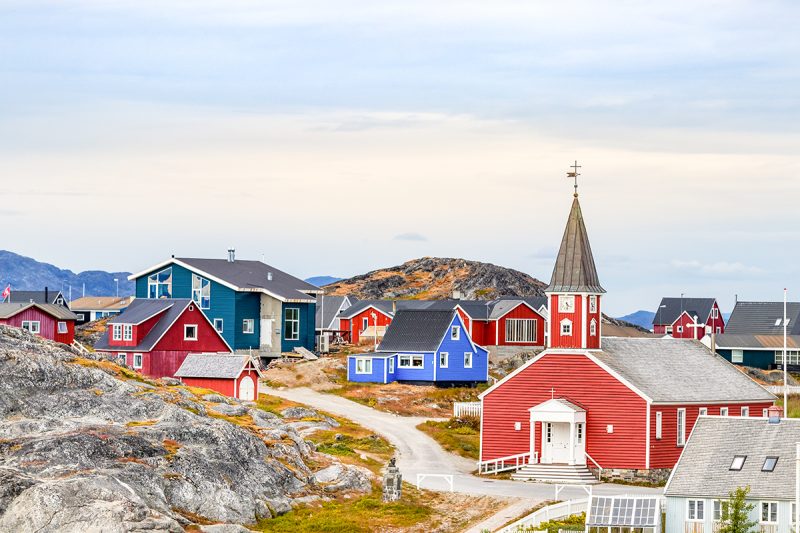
[
  {"left": 670, "top": 259, "right": 764, "bottom": 275},
  {"left": 394, "top": 232, "right": 428, "bottom": 242}
]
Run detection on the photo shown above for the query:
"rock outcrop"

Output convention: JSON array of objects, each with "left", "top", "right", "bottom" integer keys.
[{"left": 0, "top": 326, "right": 372, "bottom": 532}]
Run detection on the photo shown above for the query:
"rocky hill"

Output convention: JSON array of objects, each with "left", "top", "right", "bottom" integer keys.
[
  {"left": 0, "top": 327, "right": 371, "bottom": 531},
  {"left": 325, "top": 257, "right": 547, "bottom": 300}
]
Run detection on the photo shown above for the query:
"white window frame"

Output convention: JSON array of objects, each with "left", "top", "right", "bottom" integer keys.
[
  {"left": 191, "top": 274, "right": 211, "bottom": 309},
  {"left": 712, "top": 307, "right": 719, "bottom": 319},
  {"left": 132, "top": 353, "right": 143, "bottom": 369},
  {"left": 590, "top": 318, "right": 597, "bottom": 336},
  {"left": 116, "top": 352, "right": 126, "bottom": 365},
  {"left": 763, "top": 408, "right": 769, "bottom": 418},
  {"left": 112, "top": 323, "right": 123, "bottom": 341},
  {"left": 123, "top": 324, "right": 133, "bottom": 341},
  {"left": 560, "top": 318, "right": 573, "bottom": 336},
  {"left": 506, "top": 318, "right": 537, "bottom": 343},
  {"left": 720, "top": 407, "right": 729, "bottom": 416},
  {"left": 732, "top": 349, "right": 744, "bottom": 363},
  {"left": 558, "top": 295, "right": 575, "bottom": 313},
  {"left": 243, "top": 319, "right": 254, "bottom": 334},
  {"left": 464, "top": 352, "right": 473, "bottom": 368},
  {"left": 699, "top": 407, "right": 708, "bottom": 416},
  {"left": 741, "top": 406, "right": 750, "bottom": 417},
  {"left": 655, "top": 411, "right": 662, "bottom": 440},
  {"left": 388, "top": 357, "right": 395, "bottom": 373},
  {"left": 147, "top": 267, "right": 172, "bottom": 299},
  {"left": 451, "top": 326, "right": 460, "bottom": 340},
  {"left": 761, "top": 502, "right": 778, "bottom": 524},
  {"left": 76, "top": 313, "right": 85, "bottom": 321},
  {"left": 687, "top": 499, "right": 705, "bottom": 521},
  {"left": 576, "top": 422, "right": 584, "bottom": 444},
  {"left": 184, "top": 324, "right": 198, "bottom": 341},
  {"left": 677, "top": 325, "right": 684, "bottom": 333},
  {"left": 714, "top": 500, "right": 728, "bottom": 521},
  {"left": 213, "top": 318, "right": 223, "bottom": 333},
  {"left": 677, "top": 408, "right": 686, "bottom": 446},
  {"left": 57, "top": 321, "right": 68, "bottom": 334},
  {"left": 362, "top": 317, "right": 369, "bottom": 331},
  {"left": 398, "top": 354, "right": 424, "bottom": 369},
  {"left": 284, "top": 308, "right": 300, "bottom": 341},
  {"left": 665, "top": 325, "right": 674, "bottom": 335},
  {"left": 589, "top": 295, "right": 597, "bottom": 313},
  {"left": 439, "top": 352, "right": 448, "bottom": 368},
  {"left": 355, "top": 357, "right": 373, "bottom": 374}
]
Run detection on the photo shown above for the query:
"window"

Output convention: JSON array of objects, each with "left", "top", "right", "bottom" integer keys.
[
  {"left": 450, "top": 326, "right": 460, "bottom": 340},
  {"left": 687, "top": 500, "right": 704, "bottom": 521},
  {"left": 398, "top": 354, "right": 424, "bottom": 368},
  {"left": 243, "top": 319, "right": 254, "bottom": 334},
  {"left": 388, "top": 358, "right": 395, "bottom": 373},
  {"left": 576, "top": 423, "right": 583, "bottom": 444},
  {"left": 761, "top": 502, "right": 778, "bottom": 524},
  {"left": 355, "top": 358, "right": 372, "bottom": 374},
  {"left": 117, "top": 353, "right": 126, "bottom": 365},
  {"left": 763, "top": 408, "right": 769, "bottom": 418},
  {"left": 590, "top": 319, "right": 597, "bottom": 336},
  {"left": 133, "top": 353, "right": 143, "bottom": 369},
  {"left": 147, "top": 267, "right": 172, "bottom": 299},
  {"left": 560, "top": 319, "right": 573, "bottom": 336},
  {"left": 77, "top": 313, "right": 85, "bottom": 321},
  {"left": 732, "top": 349, "right": 744, "bottom": 363},
  {"left": 720, "top": 407, "right": 729, "bottom": 416},
  {"left": 741, "top": 406, "right": 750, "bottom": 417},
  {"left": 665, "top": 325, "right": 674, "bottom": 335},
  {"left": 716, "top": 327, "right": 722, "bottom": 334},
  {"left": 439, "top": 352, "right": 448, "bottom": 368},
  {"left": 677, "top": 408, "right": 686, "bottom": 446},
  {"left": 464, "top": 352, "right": 473, "bottom": 368},
  {"left": 714, "top": 501, "right": 729, "bottom": 521},
  {"left": 545, "top": 422, "right": 552, "bottom": 443},
  {"left": 112, "top": 324, "right": 123, "bottom": 341},
  {"left": 213, "top": 318, "right": 223, "bottom": 333},
  {"left": 284, "top": 308, "right": 300, "bottom": 340},
  {"left": 655, "top": 412, "right": 662, "bottom": 440},
  {"left": 506, "top": 319, "right": 537, "bottom": 343},
  {"left": 123, "top": 324, "right": 133, "bottom": 341},
  {"left": 730, "top": 455, "right": 747, "bottom": 471},
  {"left": 775, "top": 319, "right": 782, "bottom": 326},
  {"left": 677, "top": 325, "right": 684, "bottom": 333},
  {"left": 56, "top": 296, "right": 64, "bottom": 305},
  {"left": 589, "top": 295, "right": 597, "bottom": 313},
  {"left": 191, "top": 274, "right": 211, "bottom": 309},
  {"left": 712, "top": 307, "right": 719, "bottom": 319},
  {"left": 362, "top": 317, "right": 369, "bottom": 331},
  {"left": 762, "top": 457, "right": 778, "bottom": 472},
  {"left": 21, "top": 320, "right": 41, "bottom": 334},
  {"left": 699, "top": 407, "right": 708, "bottom": 416},
  {"left": 184, "top": 325, "right": 198, "bottom": 340},
  {"left": 776, "top": 350, "right": 800, "bottom": 365},
  {"left": 558, "top": 295, "right": 575, "bottom": 313}
]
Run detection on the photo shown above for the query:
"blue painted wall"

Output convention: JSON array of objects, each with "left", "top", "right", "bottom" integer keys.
[
  {"left": 281, "top": 302, "right": 316, "bottom": 353},
  {"left": 347, "top": 355, "right": 387, "bottom": 383},
  {"left": 717, "top": 348, "right": 775, "bottom": 369},
  {"left": 394, "top": 352, "right": 436, "bottom": 382},
  {"left": 434, "top": 314, "right": 489, "bottom": 383}
]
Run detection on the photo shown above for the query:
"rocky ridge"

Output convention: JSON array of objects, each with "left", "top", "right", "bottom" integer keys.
[{"left": 0, "top": 326, "right": 372, "bottom": 532}]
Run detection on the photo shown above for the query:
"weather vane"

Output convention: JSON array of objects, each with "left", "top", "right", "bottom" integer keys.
[{"left": 567, "top": 160, "right": 581, "bottom": 197}]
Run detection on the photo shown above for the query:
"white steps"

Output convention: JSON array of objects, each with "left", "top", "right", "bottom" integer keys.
[{"left": 511, "top": 463, "right": 599, "bottom": 484}]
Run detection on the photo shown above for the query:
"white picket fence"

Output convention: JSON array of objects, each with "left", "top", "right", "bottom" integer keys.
[
  {"left": 766, "top": 386, "right": 800, "bottom": 395},
  {"left": 453, "top": 401, "right": 482, "bottom": 417},
  {"left": 500, "top": 498, "right": 588, "bottom": 533}
]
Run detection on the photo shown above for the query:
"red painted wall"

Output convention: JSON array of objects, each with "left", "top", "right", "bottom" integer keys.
[
  {"left": 182, "top": 376, "right": 236, "bottom": 396},
  {"left": 586, "top": 295, "right": 601, "bottom": 349},
  {"left": 153, "top": 305, "right": 229, "bottom": 353},
  {"left": 0, "top": 307, "right": 75, "bottom": 344},
  {"left": 347, "top": 307, "right": 392, "bottom": 344},
  {"left": 481, "top": 353, "right": 649, "bottom": 469},
  {"left": 706, "top": 302, "right": 726, "bottom": 335},
  {"left": 237, "top": 365, "right": 260, "bottom": 398},
  {"left": 497, "top": 304, "right": 545, "bottom": 347},
  {"left": 549, "top": 295, "right": 585, "bottom": 349}
]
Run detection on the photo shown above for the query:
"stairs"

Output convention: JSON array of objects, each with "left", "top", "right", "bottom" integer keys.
[{"left": 511, "top": 463, "right": 599, "bottom": 484}]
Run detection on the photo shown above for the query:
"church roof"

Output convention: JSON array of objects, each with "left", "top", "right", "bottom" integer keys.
[{"left": 546, "top": 195, "right": 605, "bottom": 294}]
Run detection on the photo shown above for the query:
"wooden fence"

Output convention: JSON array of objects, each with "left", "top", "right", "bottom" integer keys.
[{"left": 453, "top": 401, "right": 482, "bottom": 417}]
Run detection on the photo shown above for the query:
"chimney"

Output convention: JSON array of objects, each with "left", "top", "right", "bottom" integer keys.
[
  {"left": 768, "top": 405, "right": 783, "bottom": 424},
  {"left": 227, "top": 249, "right": 235, "bottom": 263},
  {"left": 44, "top": 286, "right": 48, "bottom": 303},
  {"left": 267, "top": 272, "right": 273, "bottom": 281},
  {"left": 392, "top": 300, "right": 397, "bottom": 314}
]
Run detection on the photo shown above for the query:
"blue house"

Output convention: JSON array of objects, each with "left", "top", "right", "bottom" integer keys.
[
  {"left": 128, "top": 251, "right": 320, "bottom": 356},
  {"left": 347, "top": 309, "right": 489, "bottom": 385}
]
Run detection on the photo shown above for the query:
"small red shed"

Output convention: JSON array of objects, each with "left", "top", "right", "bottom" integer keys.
[
  {"left": 0, "top": 302, "right": 78, "bottom": 344},
  {"left": 175, "top": 353, "right": 263, "bottom": 401}
]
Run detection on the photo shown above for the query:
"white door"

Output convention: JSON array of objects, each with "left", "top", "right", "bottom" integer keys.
[
  {"left": 239, "top": 376, "right": 255, "bottom": 401},
  {"left": 542, "top": 422, "right": 571, "bottom": 464},
  {"left": 260, "top": 319, "right": 273, "bottom": 348}
]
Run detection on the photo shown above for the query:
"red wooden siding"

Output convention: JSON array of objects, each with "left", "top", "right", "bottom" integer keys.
[
  {"left": 497, "top": 304, "right": 545, "bottom": 347},
  {"left": 481, "top": 353, "right": 648, "bottom": 469},
  {"left": 706, "top": 302, "right": 725, "bottom": 334},
  {"left": 182, "top": 377, "right": 236, "bottom": 396},
  {"left": 548, "top": 294, "right": 585, "bottom": 349},
  {"left": 54, "top": 320, "right": 75, "bottom": 344},
  {"left": 348, "top": 308, "right": 392, "bottom": 344},
  {"left": 587, "top": 295, "right": 601, "bottom": 349},
  {"left": 0, "top": 307, "right": 75, "bottom": 344},
  {"left": 237, "top": 366, "right": 260, "bottom": 398},
  {"left": 152, "top": 305, "right": 229, "bottom": 353}
]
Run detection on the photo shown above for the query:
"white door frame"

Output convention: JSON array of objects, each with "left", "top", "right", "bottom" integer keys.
[{"left": 529, "top": 398, "right": 587, "bottom": 466}]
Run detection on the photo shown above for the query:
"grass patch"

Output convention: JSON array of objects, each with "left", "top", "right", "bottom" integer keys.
[
  {"left": 531, "top": 512, "right": 586, "bottom": 533},
  {"left": 126, "top": 419, "right": 157, "bottom": 427},
  {"left": 309, "top": 415, "right": 393, "bottom": 474},
  {"left": 777, "top": 394, "right": 800, "bottom": 418},
  {"left": 256, "top": 393, "right": 303, "bottom": 416},
  {"left": 163, "top": 439, "right": 181, "bottom": 461},
  {"left": 416, "top": 416, "right": 480, "bottom": 460},
  {"left": 499, "top": 500, "right": 556, "bottom": 530},
  {"left": 71, "top": 356, "right": 155, "bottom": 385},
  {"left": 254, "top": 487, "right": 433, "bottom": 533}
]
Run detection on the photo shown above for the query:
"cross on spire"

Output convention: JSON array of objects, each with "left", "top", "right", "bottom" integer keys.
[
  {"left": 567, "top": 160, "right": 581, "bottom": 197},
  {"left": 550, "top": 387, "right": 556, "bottom": 399}
]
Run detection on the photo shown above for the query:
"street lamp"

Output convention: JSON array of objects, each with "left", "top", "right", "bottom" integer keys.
[
  {"left": 371, "top": 311, "right": 378, "bottom": 351},
  {"left": 114, "top": 278, "right": 119, "bottom": 298},
  {"left": 657, "top": 304, "right": 666, "bottom": 334}
]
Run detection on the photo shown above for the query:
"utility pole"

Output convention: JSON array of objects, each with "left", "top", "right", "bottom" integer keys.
[
  {"left": 784, "top": 288, "right": 789, "bottom": 415},
  {"left": 371, "top": 311, "right": 378, "bottom": 351}
]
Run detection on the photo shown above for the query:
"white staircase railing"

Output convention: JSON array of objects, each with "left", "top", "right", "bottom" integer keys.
[
  {"left": 478, "top": 451, "right": 537, "bottom": 474},
  {"left": 585, "top": 452, "right": 603, "bottom": 481},
  {"left": 500, "top": 498, "right": 588, "bottom": 532}
]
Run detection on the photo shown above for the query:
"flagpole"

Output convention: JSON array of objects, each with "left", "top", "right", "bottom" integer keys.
[{"left": 784, "top": 288, "right": 788, "bottom": 416}]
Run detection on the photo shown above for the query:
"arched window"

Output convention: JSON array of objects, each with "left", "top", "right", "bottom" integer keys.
[{"left": 560, "top": 318, "right": 573, "bottom": 336}]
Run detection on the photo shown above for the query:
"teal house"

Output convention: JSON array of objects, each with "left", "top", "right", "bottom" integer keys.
[{"left": 128, "top": 251, "right": 320, "bottom": 356}]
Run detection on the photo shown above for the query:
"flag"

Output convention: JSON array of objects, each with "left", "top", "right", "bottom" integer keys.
[{"left": 1, "top": 285, "right": 9, "bottom": 301}]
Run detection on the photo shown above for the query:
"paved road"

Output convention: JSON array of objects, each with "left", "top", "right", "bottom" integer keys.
[{"left": 266, "top": 386, "right": 663, "bottom": 501}]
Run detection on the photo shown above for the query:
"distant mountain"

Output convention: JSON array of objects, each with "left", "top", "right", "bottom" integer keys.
[
  {"left": 0, "top": 250, "right": 134, "bottom": 300},
  {"left": 305, "top": 276, "right": 343, "bottom": 287},
  {"left": 324, "top": 257, "right": 547, "bottom": 300},
  {"left": 616, "top": 310, "right": 655, "bottom": 330}
]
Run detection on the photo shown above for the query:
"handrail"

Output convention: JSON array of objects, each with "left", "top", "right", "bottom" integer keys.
[
  {"left": 477, "top": 451, "right": 536, "bottom": 474},
  {"left": 585, "top": 452, "right": 603, "bottom": 481}
]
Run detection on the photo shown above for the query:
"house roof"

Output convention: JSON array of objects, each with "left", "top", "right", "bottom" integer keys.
[
  {"left": 6, "top": 290, "right": 65, "bottom": 305},
  {"left": 456, "top": 297, "right": 548, "bottom": 321},
  {"left": 725, "top": 301, "right": 800, "bottom": 335},
  {"left": 593, "top": 338, "right": 774, "bottom": 404},
  {"left": 377, "top": 310, "right": 457, "bottom": 352},
  {"left": 546, "top": 196, "right": 605, "bottom": 294},
  {"left": 0, "top": 302, "right": 78, "bottom": 320},
  {"left": 713, "top": 333, "right": 800, "bottom": 350},
  {"left": 652, "top": 297, "right": 717, "bottom": 326},
  {"left": 316, "top": 295, "right": 352, "bottom": 330},
  {"left": 337, "top": 299, "right": 459, "bottom": 319},
  {"left": 68, "top": 296, "right": 134, "bottom": 312},
  {"left": 665, "top": 417, "right": 800, "bottom": 500},
  {"left": 107, "top": 299, "right": 174, "bottom": 325},
  {"left": 175, "top": 354, "right": 260, "bottom": 379}
]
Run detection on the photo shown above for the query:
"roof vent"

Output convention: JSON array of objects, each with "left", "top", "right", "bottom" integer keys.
[
  {"left": 227, "top": 249, "right": 235, "bottom": 263},
  {"left": 768, "top": 405, "right": 783, "bottom": 424},
  {"left": 267, "top": 272, "right": 273, "bottom": 281}
]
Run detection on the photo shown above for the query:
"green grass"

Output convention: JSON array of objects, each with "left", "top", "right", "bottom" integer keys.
[
  {"left": 522, "top": 512, "right": 586, "bottom": 533},
  {"left": 255, "top": 488, "right": 433, "bottom": 533},
  {"left": 776, "top": 394, "right": 800, "bottom": 418},
  {"left": 416, "top": 416, "right": 480, "bottom": 460}
]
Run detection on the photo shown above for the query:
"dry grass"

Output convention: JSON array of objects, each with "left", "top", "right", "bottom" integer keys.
[
  {"left": 416, "top": 417, "right": 480, "bottom": 460},
  {"left": 162, "top": 439, "right": 181, "bottom": 461},
  {"left": 125, "top": 419, "right": 157, "bottom": 427}
]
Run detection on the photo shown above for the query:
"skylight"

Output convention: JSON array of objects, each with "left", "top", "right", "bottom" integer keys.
[
  {"left": 776, "top": 319, "right": 782, "bottom": 326},
  {"left": 730, "top": 455, "right": 747, "bottom": 471},
  {"left": 762, "top": 457, "right": 779, "bottom": 472}
]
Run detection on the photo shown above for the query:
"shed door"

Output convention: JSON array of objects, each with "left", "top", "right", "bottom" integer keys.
[
  {"left": 239, "top": 376, "right": 255, "bottom": 401},
  {"left": 260, "top": 319, "right": 272, "bottom": 348}
]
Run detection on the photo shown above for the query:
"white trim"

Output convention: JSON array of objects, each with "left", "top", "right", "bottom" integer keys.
[
  {"left": 132, "top": 352, "right": 143, "bottom": 369},
  {"left": 464, "top": 351, "right": 473, "bottom": 369},
  {"left": 354, "top": 357, "right": 373, "bottom": 375},
  {"left": 213, "top": 318, "right": 224, "bottom": 333},
  {"left": 398, "top": 353, "right": 425, "bottom": 369},
  {"left": 581, "top": 294, "right": 587, "bottom": 349},
  {"left": 145, "top": 301, "right": 233, "bottom": 353},
  {"left": 677, "top": 408, "right": 686, "bottom": 446},
  {"left": 338, "top": 304, "right": 394, "bottom": 321},
  {"left": 57, "top": 321, "right": 68, "bottom": 334},
  {"left": 450, "top": 325, "right": 460, "bottom": 341},
  {"left": 645, "top": 401, "right": 651, "bottom": 468},
  {"left": 560, "top": 318, "right": 573, "bottom": 336},
  {"left": 439, "top": 351, "right": 449, "bottom": 368},
  {"left": 184, "top": 324, "right": 199, "bottom": 341},
  {"left": 655, "top": 410, "right": 662, "bottom": 440},
  {"left": 242, "top": 318, "right": 255, "bottom": 334}
]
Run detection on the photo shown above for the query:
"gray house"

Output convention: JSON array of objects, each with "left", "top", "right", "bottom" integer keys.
[{"left": 665, "top": 415, "right": 799, "bottom": 533}]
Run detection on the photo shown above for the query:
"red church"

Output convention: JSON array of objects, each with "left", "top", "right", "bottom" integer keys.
[
  {"left": 478, "top": 185, "right": 774, "bottom": 483},
  {"left": 94, "top": 298, "right": 232, "bottom": 379}
]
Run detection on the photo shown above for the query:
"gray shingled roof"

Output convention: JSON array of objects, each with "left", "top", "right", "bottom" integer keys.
[
  {"left": 715, "top": 333, "right": 800, "bottom": 350},
  {"left": 0, "top": 302, "right": 77, "bottom": 320},
  {"left": 666, "top": 417, "right": 800, "bottom": 500},
  {"left": 176, "top": 257, "right": 319, "bottom": 302},
  {"left": 6, "top": 290, "right": 65, "bottom": 305},
  {"left": 595, "top": 337, "right": 774, "bottom": 404},
  {"left": 652, "top": 297, "right": 717, "bottom": 326},
  {"left": 94, "top": 299, "right": 196, "bottom": 352},
  {"left": 175, "top": 354, "right": 254, "bottom": 379},
  {"left": 316, "top": 295, "right": 350, "bottom": 330},
  {"left": 726, "top": 301, "right": 800, "bottom": 335},
  {"left": 546, "top": 196, "right": 605, "bottom": 294},
  {"left": 378, "top": 310, "right": 456, "bottom": 352},
  {"left": 338, "top": 299, "right": 459, "bottom": 320}
]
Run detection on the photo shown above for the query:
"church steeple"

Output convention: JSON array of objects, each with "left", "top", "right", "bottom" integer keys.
[{"left": 546, "top": 167, "right": 604, "bottom": 350}]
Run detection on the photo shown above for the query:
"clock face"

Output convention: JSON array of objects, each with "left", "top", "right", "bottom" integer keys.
[{"left": 559, "top": 295, "right": 575, "bottom": 313}]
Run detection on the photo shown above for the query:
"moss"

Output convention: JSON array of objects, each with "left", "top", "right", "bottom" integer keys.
[
  {"left": 126, "top": 419, "right": 158, "bottom": 427},
  {"left": 163, "top": 439, "right": 181, "bottom": 461},
  {"left": 416, "top": 417, "right": 480, "bottom": 460}
]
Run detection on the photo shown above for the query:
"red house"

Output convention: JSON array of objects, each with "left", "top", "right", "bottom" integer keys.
[
  {"left": 94, "top": 298, "right": 231, "bottom": 379},
  {"left": 0, "top": 303, "right": 77, "bottom": 344},
  {"left": 652, "top": 297, "right": 725, "bottom": 338},
  {"left": 175, "top": 353, "right": 262, "bottom": 401},
  {"left": 456, "top": 298, "right": 547, "bottom": 355},
  {"left": 337, "top": 301, "right": 395, "bottom": 345},
  {"left": 478, "top": 188, "right": 774, "bottom": 483}
]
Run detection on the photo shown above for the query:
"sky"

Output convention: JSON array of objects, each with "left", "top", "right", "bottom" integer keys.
[{"left": 1, "top": 0, "right": 799, "bottom": 315}]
